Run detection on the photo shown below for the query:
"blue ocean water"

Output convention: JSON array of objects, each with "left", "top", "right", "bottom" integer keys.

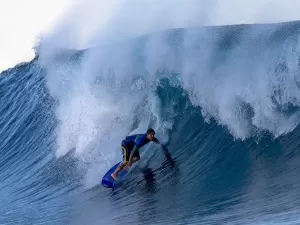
[{"left": 2, "top": 21, "right": 300, "bottom": 224}]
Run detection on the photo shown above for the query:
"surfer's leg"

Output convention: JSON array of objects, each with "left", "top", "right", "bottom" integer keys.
[
  {"left": 111, "top": 144, "right": 129, "bottom": 181},
  {"left": 124, "top": 155, "right": 140, "bottom": 170},
  {"left": 128, "top": 151, "right": 140, "bottom": 166},
  {"left": 111, "top": 162, "right": 127, "bottom": 181},
  {"left": 123, "top": 148, "right": 134, "bottom": 170},
  {"left": 133, "top": 150, "right": 140, "bottom": 162}
]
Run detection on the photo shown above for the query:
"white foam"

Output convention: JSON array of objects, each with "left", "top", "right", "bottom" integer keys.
[
  {"left": 38, "top": 0, "right": 300, "bottom": 188},
  {"left": 42, "top": 27, "right": 300, "bottom": 187}
]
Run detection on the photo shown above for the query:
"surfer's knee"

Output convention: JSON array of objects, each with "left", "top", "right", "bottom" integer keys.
[
  {"left": 133, "top": 156, "right": 140, "bottom": 162},
  {"left": 120, "top": 162, "right": 127, "bottom": 168}
]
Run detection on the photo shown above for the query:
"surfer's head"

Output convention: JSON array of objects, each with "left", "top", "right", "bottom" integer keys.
[{"left": 146, "top": 128, "right": 155, "bottom": 141}]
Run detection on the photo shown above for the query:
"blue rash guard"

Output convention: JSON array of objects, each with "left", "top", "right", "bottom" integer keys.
[
  {"left": 122, "top": 134, "right": 150, "bottom": 151},
  {"left": 121, "top": 133, "right": 159, "bottom": 162}
]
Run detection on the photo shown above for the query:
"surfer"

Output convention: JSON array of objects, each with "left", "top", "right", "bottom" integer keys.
[{"left": 111, "top": 128, "right": 160, "bottom": 181}]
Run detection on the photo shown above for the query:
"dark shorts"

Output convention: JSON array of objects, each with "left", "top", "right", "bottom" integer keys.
[{"left": 121, "top": 141, "right": 140, "bottom": 162}]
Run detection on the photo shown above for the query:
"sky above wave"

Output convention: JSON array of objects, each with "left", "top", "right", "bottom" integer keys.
[{"left": 1, "top": 0, "right": 300, "bottom": 73}]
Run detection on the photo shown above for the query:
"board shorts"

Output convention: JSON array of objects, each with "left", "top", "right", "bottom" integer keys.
[{"left": 121, "top": 141, "right": 140, "bottom": 162}]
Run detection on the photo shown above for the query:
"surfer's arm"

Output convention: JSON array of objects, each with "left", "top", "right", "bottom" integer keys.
[{"left": 153, "top": 137, "right": 160, "bottom": 144}]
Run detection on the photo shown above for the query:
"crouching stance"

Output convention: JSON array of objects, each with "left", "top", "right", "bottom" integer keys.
[{"left": 111, "top": 128, "right": 160, "bottom": 181}]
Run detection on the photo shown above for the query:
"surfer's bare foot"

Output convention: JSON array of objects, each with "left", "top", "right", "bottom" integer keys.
[{"left": 111, "top": 173, "right": 118, "bottom": 181}]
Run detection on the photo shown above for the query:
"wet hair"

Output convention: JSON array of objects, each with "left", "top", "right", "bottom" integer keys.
[{"left": 147, "top": 128, "right": 155, "bottom": 135}]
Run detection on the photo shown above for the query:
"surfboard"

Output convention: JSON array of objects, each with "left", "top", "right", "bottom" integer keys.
[{"left": 101, "top": 161, "right": 128, "bottom": 188}]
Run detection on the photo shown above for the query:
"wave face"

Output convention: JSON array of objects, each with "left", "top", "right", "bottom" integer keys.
[{"left": 2, "top": 21, "right": 300, "bottom": 224}]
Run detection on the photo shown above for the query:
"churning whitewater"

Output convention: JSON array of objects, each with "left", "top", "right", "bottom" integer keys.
[{"left": 2, "top": 21, "right": 300, "bottom": 225}]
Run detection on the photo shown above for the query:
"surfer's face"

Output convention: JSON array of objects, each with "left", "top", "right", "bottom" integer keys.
[{"left": 147, "top": 133, "right": 155, "bottom": 141}]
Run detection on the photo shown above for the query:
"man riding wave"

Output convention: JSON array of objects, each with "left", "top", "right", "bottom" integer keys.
[{"left": 111, "top": 128, "right": 160, "bottom": 181}]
